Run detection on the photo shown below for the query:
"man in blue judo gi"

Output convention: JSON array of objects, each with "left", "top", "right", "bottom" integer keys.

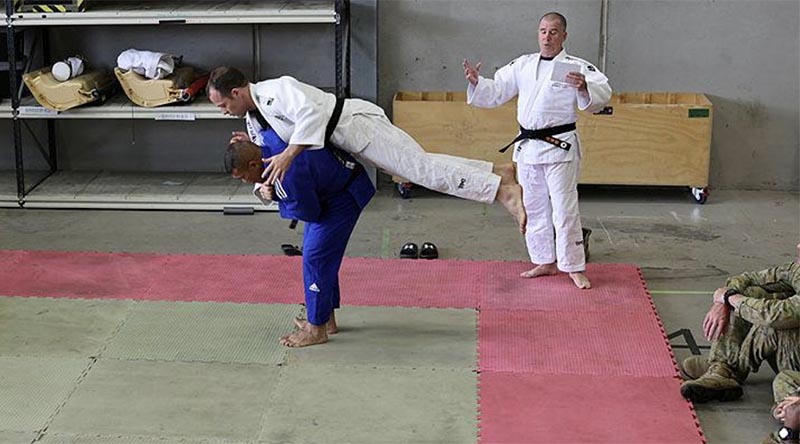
[{"left": 225, "top": 127, "right": 374, "bottom": 347}]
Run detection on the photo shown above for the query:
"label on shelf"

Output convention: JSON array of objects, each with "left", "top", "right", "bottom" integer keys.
[
  {"left": 19, "top": 106, "right": 58, "bottom": 117},
  {"left": 155, "top": 113, "right": 197, "bottom": 121}
]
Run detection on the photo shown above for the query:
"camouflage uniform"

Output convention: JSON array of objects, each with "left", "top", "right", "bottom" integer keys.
[
  {"left": 762, "top": 370, "right": 800, "bottom": 444},
  {"left": 709, "top": 261, "right": 800, "bottom": 380},
  {"left": 774, "top": 370, "right": 800, "bottom": 404}
]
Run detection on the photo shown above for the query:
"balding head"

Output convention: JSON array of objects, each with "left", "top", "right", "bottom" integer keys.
[
  {"left": 539, "top": 12, "right": 567, "bottom": 32},
  {"left": 537, "top": 12, "right": 568, "bottom": 57}
]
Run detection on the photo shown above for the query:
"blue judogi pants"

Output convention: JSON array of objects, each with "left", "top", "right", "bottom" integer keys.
[{"left": 302, "top": 191, "right": 362, "bottom": 326}]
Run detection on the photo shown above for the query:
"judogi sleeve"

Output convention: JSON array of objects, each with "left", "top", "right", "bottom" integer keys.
[
  {"left": 467, "top": 58, "right": 519, "bottom": 109},
  {"left": 577, "top": 63, "right": 612, "bottom": 113},
  {"left": 274, "top": 78, "right": 329, "bottom": 148}
]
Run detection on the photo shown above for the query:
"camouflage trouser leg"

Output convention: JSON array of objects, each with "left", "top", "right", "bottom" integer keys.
[
  {"left": 708, "top": 287, "right": 800, "bottom": 380},
  {"left": 773, "top": 370, "right": 800, "bottom": 403}
]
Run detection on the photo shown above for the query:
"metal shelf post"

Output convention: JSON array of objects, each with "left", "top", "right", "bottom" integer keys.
[{"left": 5, "top": 0, "right": 24, "bottom": 205}]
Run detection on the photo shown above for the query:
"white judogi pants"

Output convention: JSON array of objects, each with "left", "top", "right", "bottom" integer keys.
[
  {"left": 338, "top": 113, "right": 501, "bottom": 204},
  {"left": 518, "top": 160, "right": 585, "bottom": 273}
]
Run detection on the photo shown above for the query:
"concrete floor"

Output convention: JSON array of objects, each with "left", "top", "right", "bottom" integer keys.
[{"left": 0, "top": 182, "right": 798, "bottom": 443}]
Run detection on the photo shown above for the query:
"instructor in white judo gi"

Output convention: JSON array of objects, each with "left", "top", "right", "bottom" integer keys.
[
  {"left": 207, "top": 67, "right": 527, "bottom": 233},
  {"left": 464, "top": 12, "right": 612, "bottom": 289}
]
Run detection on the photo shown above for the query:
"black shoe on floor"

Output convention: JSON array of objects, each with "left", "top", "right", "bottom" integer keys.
[
  {"left": 419, "top": 242, "right": 439, "bottom": 259},
  {"left": 399, "top": 242, "right": 419, "bottom": 259},
  {"left": 281, "top": 244, "right": 302, "bottom": 256}
]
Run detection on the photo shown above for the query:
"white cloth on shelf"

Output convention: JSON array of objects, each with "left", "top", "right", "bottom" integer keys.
[{"left": 117, "top": 49, "right": 176, "bottom": 80}]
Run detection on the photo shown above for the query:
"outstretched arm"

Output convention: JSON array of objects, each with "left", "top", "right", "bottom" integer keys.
[{"left": 465, "top": 57, "right": 519, "bottom": 108}]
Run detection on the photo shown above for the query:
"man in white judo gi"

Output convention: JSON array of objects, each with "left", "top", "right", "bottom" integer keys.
[
  {"left": 206, "top": 66, "right": 527, "bottom": 233},
  {"left": 464, "top": 12, "right": 612, "bottom": 289}
]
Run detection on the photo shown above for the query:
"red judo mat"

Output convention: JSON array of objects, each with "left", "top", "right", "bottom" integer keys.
[
  {"left": 478, "top": 373, "right": 704, "bottom": 444},
  {"left": 0, "top": 250, "right": 484, "bottom": 308},
  {"left": 0, "top": 250, "right": 703, "bottom": 443},
  {"left": 478, "top": 309, "right": 678, "bottom": 377},
  {"left": 477, "top": 262, "right": 704, "bottom": 443}
]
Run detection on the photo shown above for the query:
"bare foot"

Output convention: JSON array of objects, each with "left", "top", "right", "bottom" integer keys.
[
  {"left": 569, "top": 272, "right": 592, "bottom": 289},
  {"left": 496, "top": 184, "right": 527, "bottom": 234},
  {"left": 280, "top": 324, "right": 328, "bottom": 347},
  {"left": 294, "top": 315, "right": 338, "bottom": 335},
  {"left": 520, "top": 263, "right": 558, "bottom": 278},
  {"left": 492, "top": 162, "right": 517, "bottom": 186}
]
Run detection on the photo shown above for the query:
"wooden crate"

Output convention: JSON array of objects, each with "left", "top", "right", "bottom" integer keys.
[
  {"left": 392, "top": 91, "right": 712, "bottom": 188},
  {"left": 578, "top": 92, "right": 712, "bottom": 187},
  {"left": 392, "top": 91, "right": 517, "bottom": 167}
]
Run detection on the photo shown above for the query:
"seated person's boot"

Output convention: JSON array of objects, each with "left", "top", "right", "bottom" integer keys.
[
  {"left": 680, "top": 362, "right": 743, "bottom": 402},
  {"left": 680, "top": 356, "right": 710, "bottom": 380}
]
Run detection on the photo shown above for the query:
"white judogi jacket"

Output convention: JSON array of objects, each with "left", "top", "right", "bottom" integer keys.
[
  {"left": 246, "top": 76, "right": 501, "bottom": 204},
  {"left": 467, "top": 50, "right": 612, "bottom": 165},
  {"left": 246, "top": 76, "right": 382, "bottom": 154}
]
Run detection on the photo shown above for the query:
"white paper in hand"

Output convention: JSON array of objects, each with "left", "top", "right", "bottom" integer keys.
[{"left": 551, "top": 61, "right": 580, "bottom": 85}]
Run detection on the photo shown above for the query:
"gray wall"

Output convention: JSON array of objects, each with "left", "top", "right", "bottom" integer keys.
[
  {"left": 4, "top": 0, "right": 799, "bottom": 191},
  {"left": 379, "top": 0, "right": 799, "bottom": 191},
  {"left": 1, "top": 0, "right": 378, "bottom": 174}
]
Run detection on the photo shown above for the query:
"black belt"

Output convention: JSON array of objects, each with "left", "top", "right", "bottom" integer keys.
[
  {"left": 325, "top": 97, "right": 345, "bottom": 145},
  {"left": 498, "top": 122, "right": 577, "bottom": 153},
  {"left": 325, "top": 97, "right": 364, "bottom": 188}
]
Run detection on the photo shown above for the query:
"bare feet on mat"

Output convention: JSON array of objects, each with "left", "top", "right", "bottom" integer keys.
[
  {"left": 293, "top": 314, "right": 338, "bottom": 335},
  {"left": 493, "top": 162, "right": 517, "bottom": 186},
  {"left": 280, "top": 325, "right": 328, "bottom": 347},
  {"left": 569, "top": 272, "right": 592, "bottom": 289},
  {"left": 496, "top": 184, "right": 527, "bottom": 234},
  {"left": 520, "top": 263, "right": 558, "bottom": 278}
]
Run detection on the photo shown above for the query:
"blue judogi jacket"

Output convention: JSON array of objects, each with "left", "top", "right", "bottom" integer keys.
[{"left": 257, "top": 128, "right": 374, "bottom": 222}]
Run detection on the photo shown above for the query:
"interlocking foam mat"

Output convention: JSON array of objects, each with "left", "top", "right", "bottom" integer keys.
[{"left": 0, "top": 250, "right": 704, "bottom": 443}]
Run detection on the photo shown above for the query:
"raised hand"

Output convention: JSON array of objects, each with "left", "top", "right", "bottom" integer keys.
[{"left": 463, "top": 59, "right": 482, "bottom": 86}]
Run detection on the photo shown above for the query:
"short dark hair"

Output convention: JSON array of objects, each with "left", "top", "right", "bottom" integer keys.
[
  {"left": 540, "top": 12, "right": 567, "bottom": 32},
  {"left": 208, "top": 67, "right": 249, "bottom": 98},
  {"left": 224, "top": 140, "right": 260, "bottom": 174}
]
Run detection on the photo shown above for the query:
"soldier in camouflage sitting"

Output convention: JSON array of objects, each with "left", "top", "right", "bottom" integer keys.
[{"left": 680, "top": 243, "right": 800, "bottom": 403}]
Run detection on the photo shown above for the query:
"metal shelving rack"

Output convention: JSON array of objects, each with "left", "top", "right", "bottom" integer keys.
[{"left": 3, "top": 0, "right": 351, "bottom": 210}]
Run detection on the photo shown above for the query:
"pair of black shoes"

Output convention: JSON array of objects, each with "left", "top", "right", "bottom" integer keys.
[{"left": 399, "top": 242, "right": 438, "bottom": 259}]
